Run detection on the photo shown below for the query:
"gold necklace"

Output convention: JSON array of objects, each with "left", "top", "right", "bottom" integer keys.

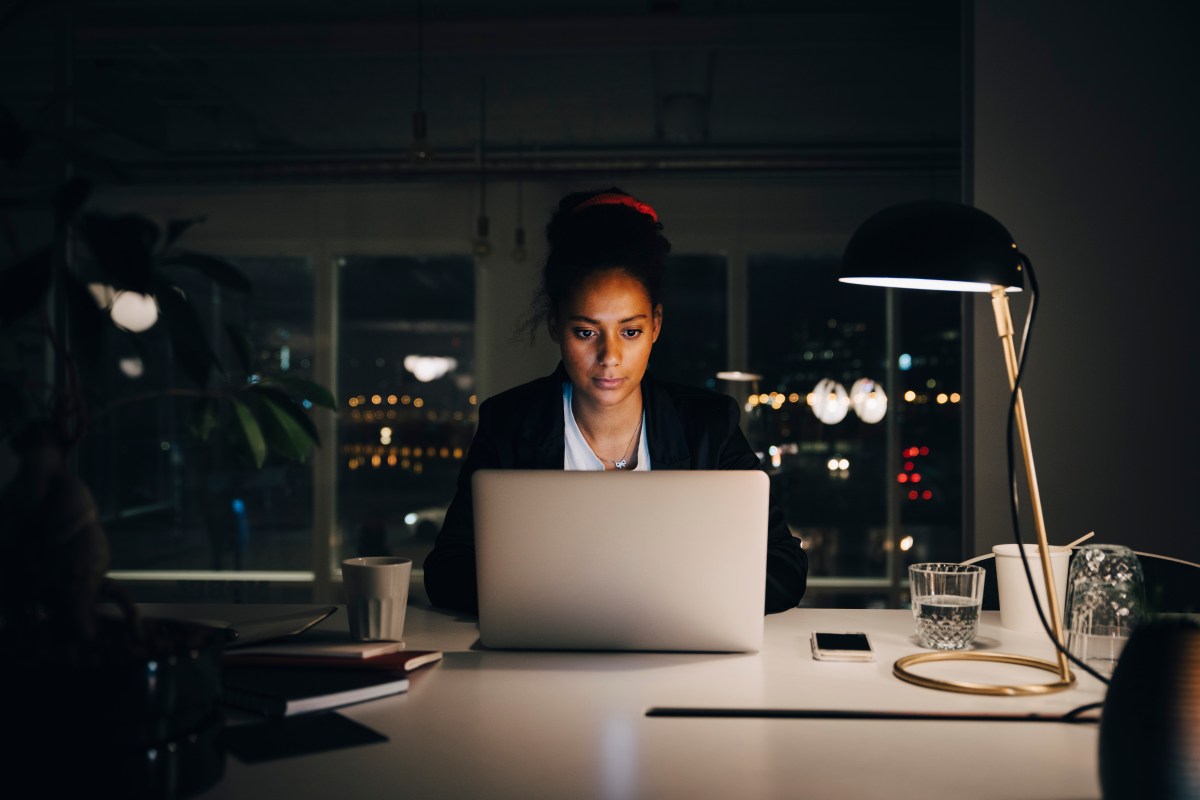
[{"left": 600, "top": 417, "right": 642, "bottom": 470}]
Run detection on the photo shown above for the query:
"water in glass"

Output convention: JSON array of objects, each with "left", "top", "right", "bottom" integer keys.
[{"left": 914, "top": 594, "right": 981, "bottom": 650}]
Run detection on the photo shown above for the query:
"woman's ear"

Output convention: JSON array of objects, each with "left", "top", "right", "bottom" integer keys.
[
  {"left": 651, "top": 304, "right": 663, "bottom": 343},
  {"left": 547, "top": 314, "right": 561, "bottom": 343}
]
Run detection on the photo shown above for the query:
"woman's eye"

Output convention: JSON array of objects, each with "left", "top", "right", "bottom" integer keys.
[
  {"left": 573, "top": 329, "right": 596, "bottom": 339},
  {"left": 622, "top": 329, "right": 643, "bottom": 338}
]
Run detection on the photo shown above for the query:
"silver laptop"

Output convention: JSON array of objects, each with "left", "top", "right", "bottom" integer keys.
[{"left": 472, "top": 469, "right": 769, "bottom": 652}]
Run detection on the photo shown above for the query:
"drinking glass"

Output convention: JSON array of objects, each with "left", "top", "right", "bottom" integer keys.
[
  {"left": 909, "top": 563, "right": 985, "bottom": 650},
  {"left": 1064, "top": 544, "right": 1145, "bottom": 677}
]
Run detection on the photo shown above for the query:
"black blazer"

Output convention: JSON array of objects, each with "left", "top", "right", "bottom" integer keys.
[{"left": 422, "top": 364, "right": 809, "bottom": 615}]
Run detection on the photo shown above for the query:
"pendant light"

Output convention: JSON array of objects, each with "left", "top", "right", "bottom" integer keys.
[
  {"left": 513, "top": 139, "right": 526, "bottom": 261},
  {"left": 473, "top": 77, "right": 491, "bottom": 258},
  {"left": 410, "top": 0, "right": 432, "bottom": 164}
]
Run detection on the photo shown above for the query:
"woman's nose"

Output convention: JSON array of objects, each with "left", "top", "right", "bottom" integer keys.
[{"left": 597, "top": 335, "right": 621, "bottom": 365}]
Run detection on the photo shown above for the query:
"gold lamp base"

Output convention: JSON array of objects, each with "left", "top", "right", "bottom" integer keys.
[{"left": 894, "top": 651, "right": 1076, "bottom": 696}]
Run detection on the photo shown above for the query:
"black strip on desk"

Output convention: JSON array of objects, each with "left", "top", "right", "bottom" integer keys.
[{"left": 644, "top": 708, "right": 1099, "bottom": 724}]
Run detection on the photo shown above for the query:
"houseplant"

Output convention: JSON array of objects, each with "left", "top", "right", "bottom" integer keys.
[{"left": 0, "top": 178, "right": 337, "bottom": 794}]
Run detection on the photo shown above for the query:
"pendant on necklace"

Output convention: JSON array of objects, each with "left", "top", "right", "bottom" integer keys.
[{"left": 614, "top": 459, "right": 627, "bottom": 470}]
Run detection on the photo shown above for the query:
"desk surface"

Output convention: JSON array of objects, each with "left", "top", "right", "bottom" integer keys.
[{"left": 180, "top": 603, "right": 1106, "bottom": 800}]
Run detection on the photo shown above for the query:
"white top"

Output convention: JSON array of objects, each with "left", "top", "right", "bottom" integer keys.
[{"left": 562, "top": 381, "right": 650, "bottom": 471}]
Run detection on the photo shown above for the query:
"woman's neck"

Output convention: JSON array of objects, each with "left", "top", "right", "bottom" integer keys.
[{"left": 571, "top": 386, "right": 644, "bottom": 441}]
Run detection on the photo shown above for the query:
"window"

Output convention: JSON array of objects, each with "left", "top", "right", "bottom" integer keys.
[
  {"left": 94, "top": 256, "right": 316, "bottom": 574},
  {"left": 335, "top": 256, "right": 476, "bottom": 571},
  {"left": 747, "top": 254, "right": 962, "bottom": 601}
]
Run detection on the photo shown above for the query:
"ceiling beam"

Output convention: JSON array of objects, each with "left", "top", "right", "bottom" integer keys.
[{"left": 65, "top": 12, "right": 958, "bottom": 60}]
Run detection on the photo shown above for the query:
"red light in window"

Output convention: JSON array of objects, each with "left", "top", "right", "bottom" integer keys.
[
  {"left": 904, "top": 447, "right": 918, "bottom": 458},
  {"left": 922, "top": 490, "right": 933, "bottom": 500},
  {"left": 897, "top": 473, "right": 908, "bottom": 483},
  {"left": 904, "top": 461, "right": 914, "bottom": 471},
  {"left": 919, "top": 446, "right": 929, "bottom": 456},
  {"left": 910, "top": 473, "right": 922, "bottom": 483},
  {"left": 907, "top": 490, "right": 919, "bottom": 500}
]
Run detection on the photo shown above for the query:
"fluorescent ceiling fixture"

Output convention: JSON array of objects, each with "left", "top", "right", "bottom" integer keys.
[{"left": 716, "top": 371, "right": 763, "bottom": 382}]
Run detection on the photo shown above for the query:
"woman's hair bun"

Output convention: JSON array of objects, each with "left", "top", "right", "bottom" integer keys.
[{"left": 517, "top": 187, "right": 671, "bottom": 343}]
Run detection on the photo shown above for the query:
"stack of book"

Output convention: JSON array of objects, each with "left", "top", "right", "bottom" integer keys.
[{"left": 221, "top": 640, "right": 443, "bottom": 718}]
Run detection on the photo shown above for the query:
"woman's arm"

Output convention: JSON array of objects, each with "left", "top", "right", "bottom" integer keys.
[{"left": 422, "top": 400, "right": 500, "bottom": 615}]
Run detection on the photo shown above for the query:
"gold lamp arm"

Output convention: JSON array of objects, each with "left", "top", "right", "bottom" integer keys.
[{"left": 989, "top": 285, "right": 1070, "bottom": 679}]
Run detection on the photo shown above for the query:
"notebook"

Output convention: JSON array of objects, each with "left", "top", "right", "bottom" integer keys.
[
  {"left": 222, "top": 666, "right": 409, "bottom": 717},
  {"left": 472, "top": 469, "right": 769, "bottom": 652}
]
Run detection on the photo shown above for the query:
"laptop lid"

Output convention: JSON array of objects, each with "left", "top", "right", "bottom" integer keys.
[{"left": 472, "top": 469, "right": 769, "bottom": 652}]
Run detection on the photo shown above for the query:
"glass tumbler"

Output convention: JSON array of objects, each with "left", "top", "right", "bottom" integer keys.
[
  {"left": 909, "top": 563, "right": 986, "bottom": 650},
  {"left": 1064, "top": 544, "right": 1146, "bottom": 677}
]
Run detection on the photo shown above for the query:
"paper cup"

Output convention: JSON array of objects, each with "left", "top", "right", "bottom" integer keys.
[
  {"left": 342, "top": 557, "right": 412, "bottom": 641},
  {"left": 992, "top": 544, "right": 1070, "bottom": 632}
]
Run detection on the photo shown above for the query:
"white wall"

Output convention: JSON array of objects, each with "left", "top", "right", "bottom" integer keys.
[{"left": 972, "top": 3, "right": 1200, "bottom": 562}]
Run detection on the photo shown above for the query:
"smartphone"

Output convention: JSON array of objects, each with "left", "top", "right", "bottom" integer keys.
[{"left": 810, "top": 631, "right": 875, "bottom": 662}]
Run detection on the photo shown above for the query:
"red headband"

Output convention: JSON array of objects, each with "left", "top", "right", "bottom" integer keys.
[{"left": 571, "top": 193, "right": 658, "bottom": 222}]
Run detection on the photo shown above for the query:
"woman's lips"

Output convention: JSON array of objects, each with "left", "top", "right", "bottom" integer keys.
[{"left": 592, "top": 377, "right": 625, "bottom": 390}]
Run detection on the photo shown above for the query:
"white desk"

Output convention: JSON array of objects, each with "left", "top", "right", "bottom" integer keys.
[{"left": 191, "top": 604, "right": 1106, "bottom": 799}]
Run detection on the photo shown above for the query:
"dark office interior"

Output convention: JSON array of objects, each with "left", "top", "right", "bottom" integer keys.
[{"left": 3, "top": 2, "right": 1198, "bottom": 798}]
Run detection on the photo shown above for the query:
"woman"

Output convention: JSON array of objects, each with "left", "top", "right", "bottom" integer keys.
[{"left": 423, "top": 188, "right": 807, "bottom": 614}]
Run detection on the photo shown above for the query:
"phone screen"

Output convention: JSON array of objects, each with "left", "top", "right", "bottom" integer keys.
[{"left": 814, "top": 632, "right": 871, "bottom": 652}]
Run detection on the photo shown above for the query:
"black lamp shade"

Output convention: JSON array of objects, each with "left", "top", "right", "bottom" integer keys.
[{"left": 839, "top": 200, "right": 1025, "bottom": 293}]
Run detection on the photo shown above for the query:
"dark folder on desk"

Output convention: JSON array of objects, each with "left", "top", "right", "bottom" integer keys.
[{"left": 472, "top": 469, "right": 769, "bottom": 653}]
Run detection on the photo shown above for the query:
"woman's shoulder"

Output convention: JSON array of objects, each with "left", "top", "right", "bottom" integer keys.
[{"left": 479, "top": 369, "right": 563, "bottom": 415}]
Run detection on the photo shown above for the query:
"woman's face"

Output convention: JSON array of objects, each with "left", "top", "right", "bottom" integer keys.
[{"left": 549, "top": 268, "right": 662, "bottom": 412}]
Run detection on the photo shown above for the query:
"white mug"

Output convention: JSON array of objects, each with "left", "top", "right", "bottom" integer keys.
[
  {"left": 992, "top": 544, "right": 1070, "bottom": 632},
  {"left": 341, "top": 556, "right": 412, "bottom": 641}
]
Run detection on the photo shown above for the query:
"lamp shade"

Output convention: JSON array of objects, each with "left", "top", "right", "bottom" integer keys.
[{"left": 839, "top": 200, "right": 1024, "bottom": 293}]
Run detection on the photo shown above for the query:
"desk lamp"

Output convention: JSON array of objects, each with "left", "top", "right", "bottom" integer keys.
[{"left": 838, "top": 199, "right": 1074, "bottom": 696}]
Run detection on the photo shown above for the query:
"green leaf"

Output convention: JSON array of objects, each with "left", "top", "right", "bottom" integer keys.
[
  {"left": 160, "top": 251, "right": 251, "bottom": 293},
  {"left": 164, "top": 216, "right": 206, "bottom": 250},
  {"left": 230, "top": 398, "right": 266, "bottom": 469},
  {"left": 0, "top": 246, "right": 51, "bottom": 327},
  {"left": 225, "top": 323, "right": 255, "bottom": 375},
  {"left": 153, "top": 276, "right": 217, "bottom": 388},
  {"left": 80, "top": 213, "right": 159, "bottom": 293},
  {"left": 258, "top": 375, "right": 338, "bottom": 410},
  {"left": 253, "top": 389, "right": 316, "bottom": 462},
  {"left": 251, "top": 385, "right": 320, "bottom": 446},
  {"left": 189, "top": 397, "right": 218, "bottom": 441}
]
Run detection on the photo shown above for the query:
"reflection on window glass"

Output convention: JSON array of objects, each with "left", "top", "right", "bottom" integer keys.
[
  {"left": 894, "top": 289, "right": 963, "bottom": 567},
  {"left": 650, "top": 254, "right": 728, "bottom": 389},
  {"left": 747, "top": 254, "right": 961, "bottom": 580},
  {"left": 93, "top": 256, "right": 316, "bottom": 573},
  {"left": 336, "top": 256, "right": 475, "bottom": 570},
  {"left": 749, "top": 255, "right": 887, "bottom": 579}
]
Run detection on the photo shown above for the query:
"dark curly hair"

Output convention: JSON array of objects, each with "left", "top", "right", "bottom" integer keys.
[{"left": 519, "top": 187, "right": 671, "bottom": 342}]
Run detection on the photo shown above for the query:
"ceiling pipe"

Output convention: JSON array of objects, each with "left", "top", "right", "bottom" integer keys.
[{"left": 120, "top": 144, "right": 960, "bottom": 185}]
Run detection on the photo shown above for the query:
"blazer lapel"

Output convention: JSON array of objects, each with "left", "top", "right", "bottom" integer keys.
[
  {"left": 515, "top": 364, "right": 567, "bottom": 469},
  {"left": 644, "top": 374, "right": 691, "bottom": 470}
]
